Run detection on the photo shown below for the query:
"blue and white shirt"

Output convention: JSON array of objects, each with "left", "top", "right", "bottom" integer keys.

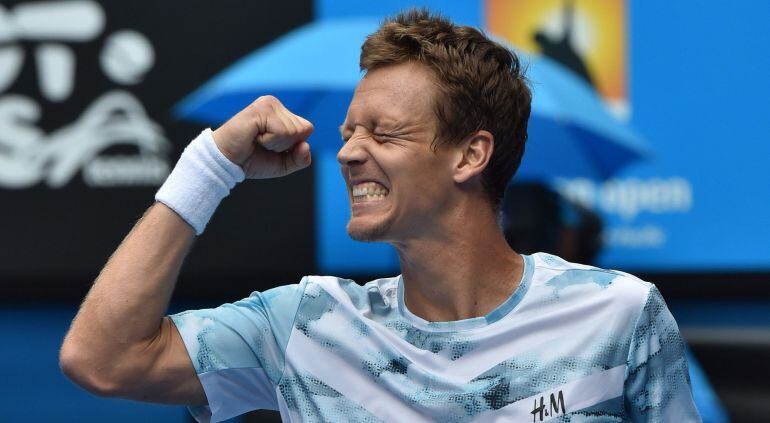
[{"left": 170, "top": 253, "right": 701, "bottom": 422}]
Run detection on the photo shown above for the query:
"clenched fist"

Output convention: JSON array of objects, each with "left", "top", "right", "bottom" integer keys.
[{"left": 212, "top": 95, "right": 314, "bottom": 179}]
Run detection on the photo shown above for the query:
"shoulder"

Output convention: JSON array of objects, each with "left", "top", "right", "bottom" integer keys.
[{"left": 527, "top": 252, "right": 653, "bottom": 316}]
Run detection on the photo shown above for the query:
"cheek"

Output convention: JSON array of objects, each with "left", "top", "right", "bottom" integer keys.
[{"left": 396, "top": 159, "right": 452, "bottom": 204}]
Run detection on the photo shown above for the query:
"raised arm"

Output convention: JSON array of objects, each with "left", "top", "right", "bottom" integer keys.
[{"left": 59, "top": 96, "right": 313, "bottom": 404}]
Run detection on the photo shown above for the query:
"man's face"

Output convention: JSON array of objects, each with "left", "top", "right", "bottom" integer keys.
[{"left": 337, "top": 61, "right": 458, "bottom": 242}]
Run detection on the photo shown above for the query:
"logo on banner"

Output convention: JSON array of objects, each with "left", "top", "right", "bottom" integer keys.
[
  {"left": 0, "top": 1, "right": 170, "bottom": 189},
  {"left": 487, "top": 0, "right": 629, "bottom": 120}
]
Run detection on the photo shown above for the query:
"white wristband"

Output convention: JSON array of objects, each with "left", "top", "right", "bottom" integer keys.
[{"left": 155, "top": 128, "right": 245, "bottom": 235}]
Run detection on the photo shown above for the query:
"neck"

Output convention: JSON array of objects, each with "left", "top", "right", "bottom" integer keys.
[{"left": 392, "top": 201, "right": 524, "bottom": 323}]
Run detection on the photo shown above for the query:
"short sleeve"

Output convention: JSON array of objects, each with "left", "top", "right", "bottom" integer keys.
[
  {"left": 623, "top": 285, "right": 702, "bottom": 422},
  {"left": 170, "top": 277, "right": 308, "bottom": 423}
]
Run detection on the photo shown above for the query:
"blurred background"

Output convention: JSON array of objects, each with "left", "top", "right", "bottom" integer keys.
[{"left": 1, "top": 0, "right": 768, "bottom": 421}]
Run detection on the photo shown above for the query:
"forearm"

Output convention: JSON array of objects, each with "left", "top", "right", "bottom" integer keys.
[
  {"left": 63, "top": 127, "right": 246, "bottom": 360},
  {"left": 61, "top": 127, "right": 249, "bottom": 399},
  {"left": 63, "top": 202, "right": 194, "bottom": 366}
]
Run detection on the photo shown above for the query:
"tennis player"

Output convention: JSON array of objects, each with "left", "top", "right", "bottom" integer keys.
[{"left": 61, "top": 9, "right": 701, "bottom": 422}]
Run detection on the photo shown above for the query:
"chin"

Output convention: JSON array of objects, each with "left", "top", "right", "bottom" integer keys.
[{"left": 346, "top": 219, "right": 392, "bottom": 242}]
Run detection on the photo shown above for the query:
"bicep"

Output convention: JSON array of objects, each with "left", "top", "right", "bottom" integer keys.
[
  {"left": 131, "top": 282, "right": 306, "bottom": 417},
  {"left": 123, "top": 317, "right": 208, "bottom": 405}
]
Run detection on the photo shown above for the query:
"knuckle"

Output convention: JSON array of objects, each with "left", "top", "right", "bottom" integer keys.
[
  {"left": 253, "top": 95, "right": 278, "bottom": 111},
  {"left": 258, "top": 94, "right": 277, "bottom": 104},
  {"left": 247, "top": 101, "right": 262, "bottom": 115},
  {"left": 299, "top": 119, "right": 314, "bottom": 134}
]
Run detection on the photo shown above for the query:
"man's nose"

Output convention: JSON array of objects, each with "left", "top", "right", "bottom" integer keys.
[{"left": 336, "top": 135, "right": 368, "bottom": 167}]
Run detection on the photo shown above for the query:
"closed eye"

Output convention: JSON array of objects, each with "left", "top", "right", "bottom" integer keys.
[{"left": 373, "top": 133, "right": 393, "bottom": 143}]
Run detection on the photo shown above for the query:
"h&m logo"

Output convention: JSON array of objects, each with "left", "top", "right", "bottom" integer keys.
[{"left": 530, "top": 390, "right": 566, "bottom": 422}]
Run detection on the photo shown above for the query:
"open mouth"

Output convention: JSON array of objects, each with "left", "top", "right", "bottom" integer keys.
[{"left": 352, "top": 181, "right": 389, "bottom": 203}]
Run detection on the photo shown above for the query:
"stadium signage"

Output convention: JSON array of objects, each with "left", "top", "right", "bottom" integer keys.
[{"left": 0, "top": 0, "right": 170, "bottom": 189}]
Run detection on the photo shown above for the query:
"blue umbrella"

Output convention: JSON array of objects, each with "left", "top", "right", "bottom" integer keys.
[
  {"left": 175, "top": 17, "right": 649, "bottom": 179},
  {"left": 519, "top": 55, "right": 649, "bottom": 179}
]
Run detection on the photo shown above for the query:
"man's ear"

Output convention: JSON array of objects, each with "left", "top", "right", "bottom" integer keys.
[{"left": 453, "top": 130, "right": 494, "bottom": 184}]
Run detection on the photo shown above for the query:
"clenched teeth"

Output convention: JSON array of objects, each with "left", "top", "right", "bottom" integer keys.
[{"left": 352, "top": 182, "right": 389, "bottom": 201}]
